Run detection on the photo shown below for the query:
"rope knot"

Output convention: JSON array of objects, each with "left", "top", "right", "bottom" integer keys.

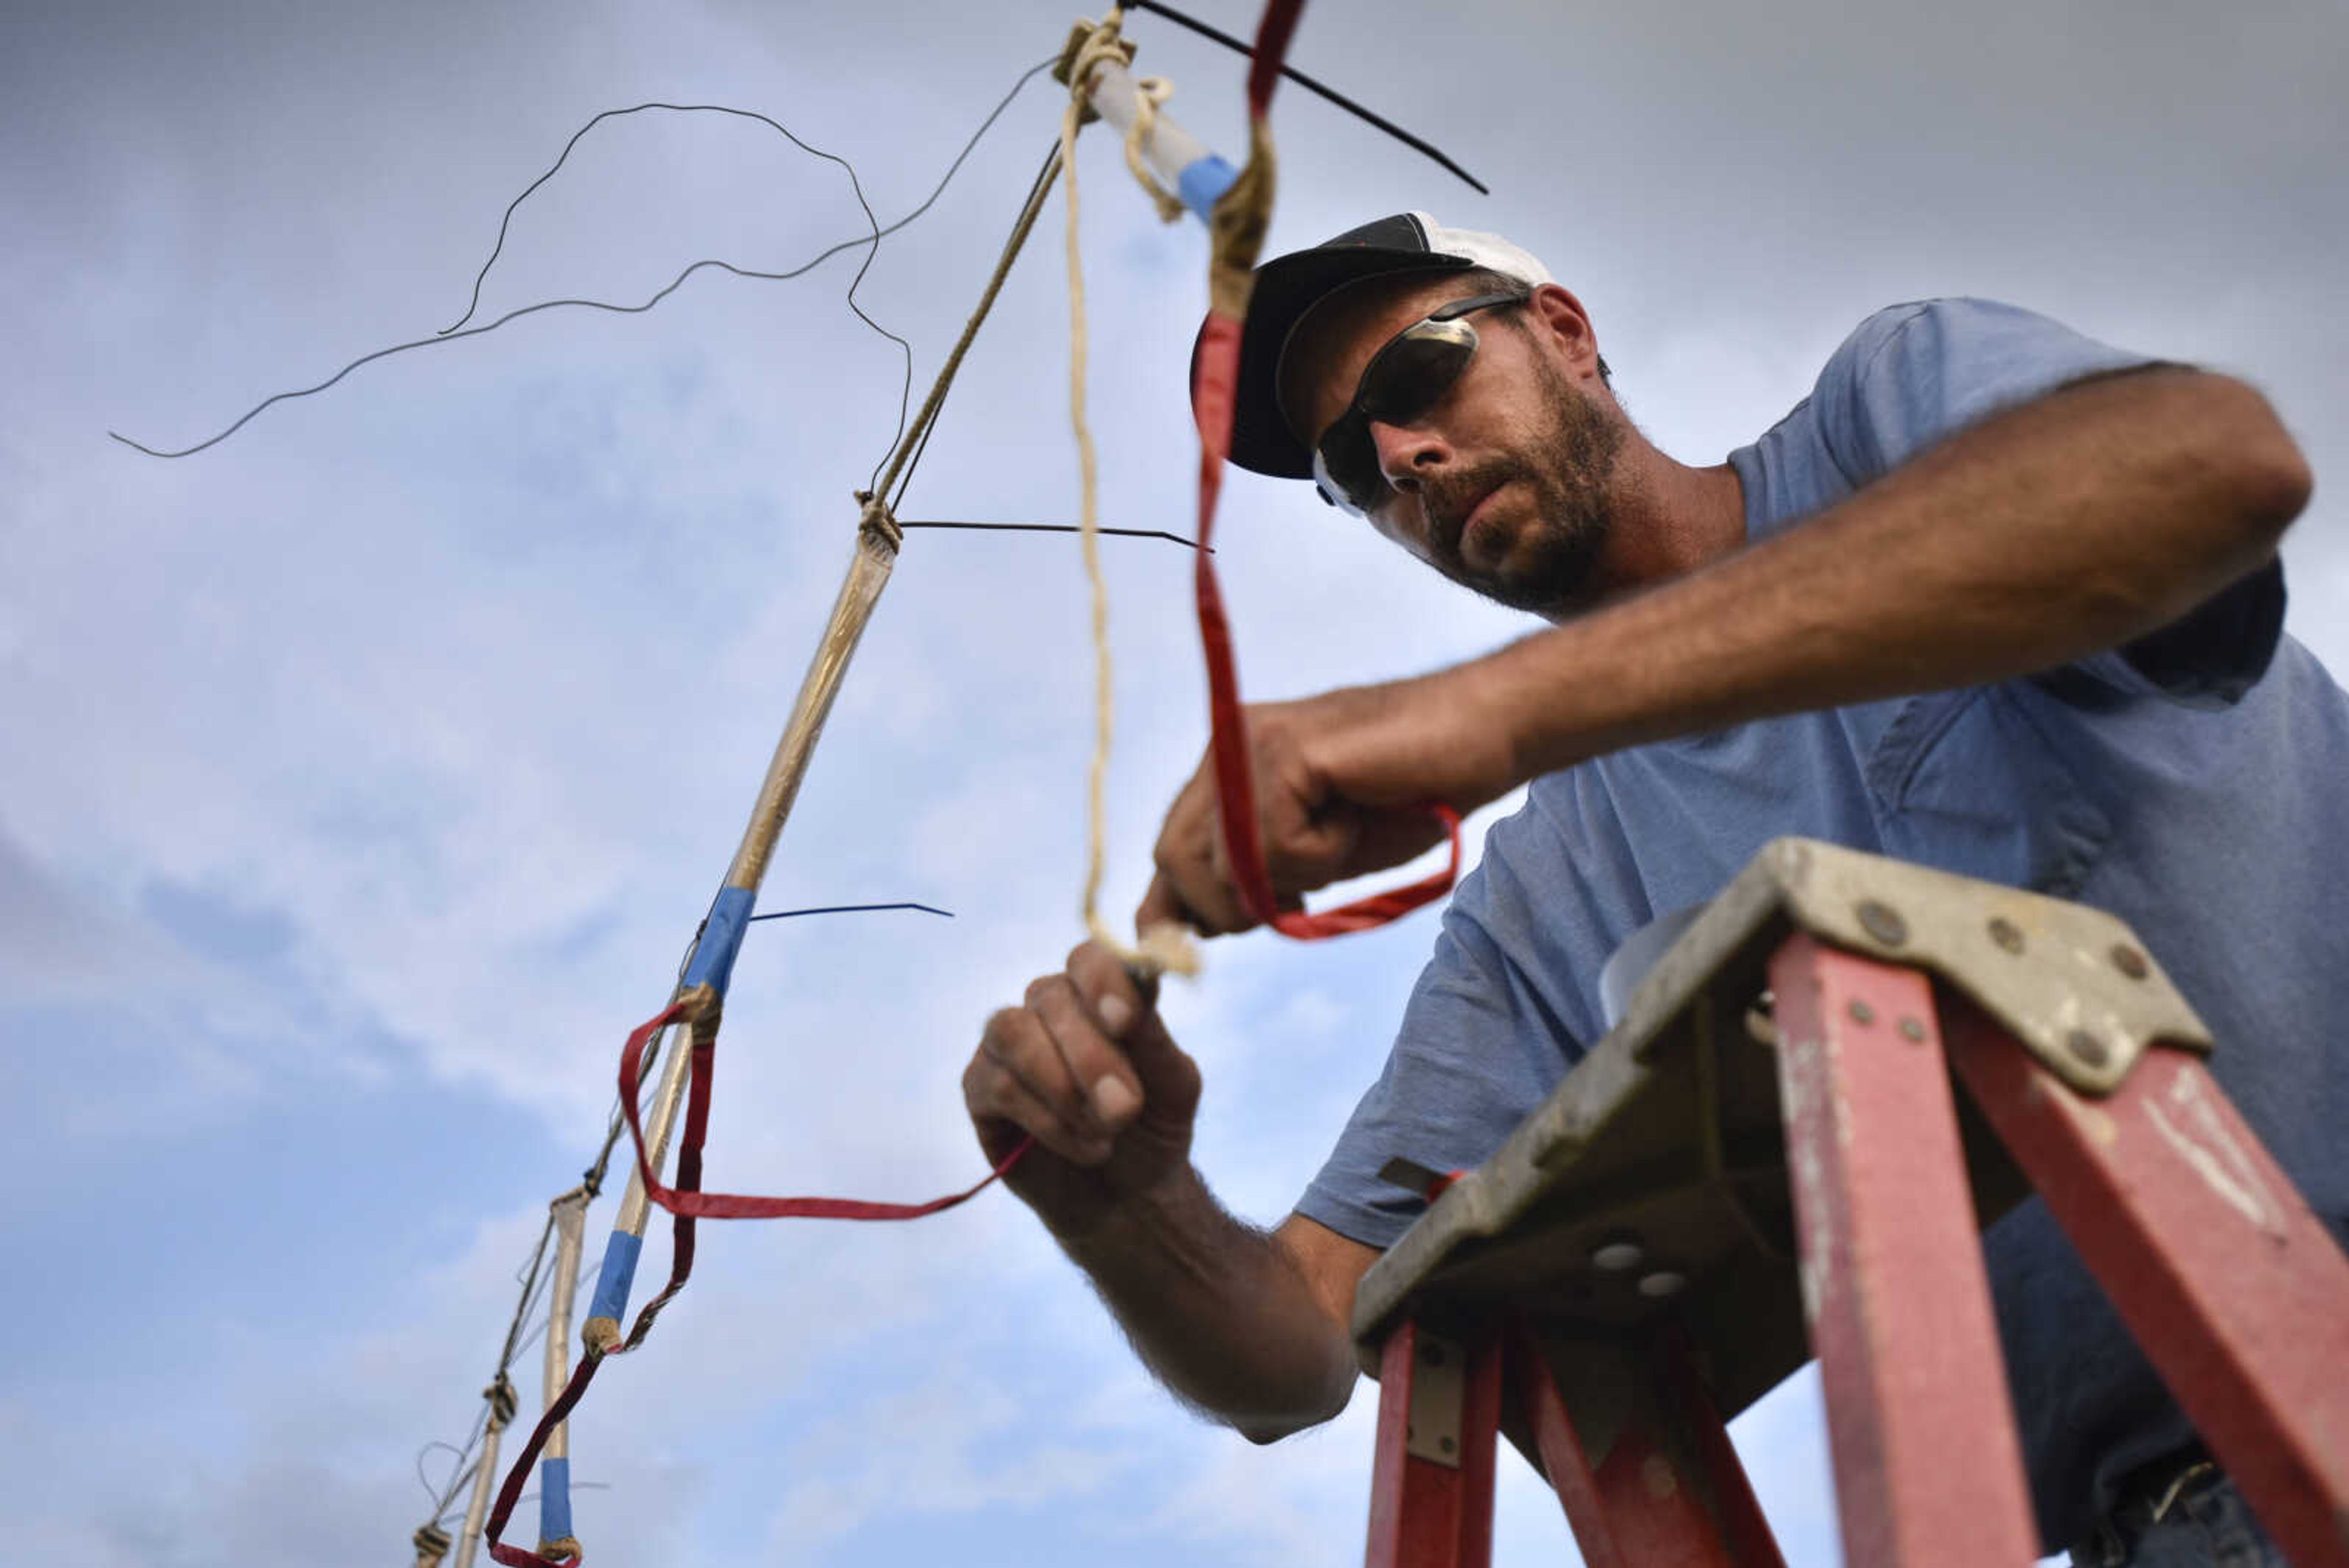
[
  {"left": 1052, "top": 14, "right": 1137, "bottom": 122},
  {"left": 412, "top": 1522, "right": 454, "bottom": 1566},
  {"left": 675, "top": 981, "right": 721, "bottom": 1026},
  {"left": 853, "top": 489, "right": 903, "bottom": 551},
  {"left": 1095, "top": 918, "right": 1200, "bottom": 980},
  {"left": 1123, "top": 76, "right": 1186, "bottom": 224},
  {"left": 1056, "top": 11, "right": 1185, "bottom": 223},
  {"left": 485, "top": 1373, "right": 519, "bottom": 1429}
]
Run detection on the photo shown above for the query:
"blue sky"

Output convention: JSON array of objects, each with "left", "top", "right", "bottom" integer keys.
[{"left": 4, "top": 1, "right": 2343, "bottom": 1564}]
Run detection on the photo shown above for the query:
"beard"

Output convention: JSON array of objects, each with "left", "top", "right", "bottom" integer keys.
[{"left": 1416, "top": 358, "right": 1624, "bottom": 616}]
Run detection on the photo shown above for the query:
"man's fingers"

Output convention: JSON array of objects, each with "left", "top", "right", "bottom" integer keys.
[
  {"left": 1135, "top": 869, "right": 1183, "bottom": 936},
  {"left": 975, "top": 1006, "right": 1111, "bottom": 1164},
  {"left": 1151, "top": 816, "right": 1258, "bottom": 936},
  {"left": 1027, "top": 971, "right": 1143, "bottom": 1136},
  {"left": 1145, "top": 760, "right": 1262, "bottom": 937},
  {"left": 1065, "top": 942, "right": 1201, "bottom": 1129},
  {"left": 1137, "top": 863, "right": 1242, "bottom": 940},
  {"left": 1141, "top": 688, "right": 1486, "bottom": 931},
  {"left": 962, "top": 1050, "right": 1062, "bottom": 1157},
  {"left": 1064, "top": 942, "right": 1149, "bottom": 1036}
]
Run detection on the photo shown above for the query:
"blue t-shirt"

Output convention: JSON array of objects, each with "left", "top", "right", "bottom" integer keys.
[{"left": 1297, "top": 298, "right": 2349, "bottom": 1550}]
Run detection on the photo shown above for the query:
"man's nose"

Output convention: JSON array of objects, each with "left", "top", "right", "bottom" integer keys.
[{"left": 1368, "top": 418, "right": 1449, "bottom": 493}]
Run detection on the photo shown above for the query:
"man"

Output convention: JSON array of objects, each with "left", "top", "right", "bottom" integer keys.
[{"left": 960, "top": 214, "right": 2341, "bottom": 1564}]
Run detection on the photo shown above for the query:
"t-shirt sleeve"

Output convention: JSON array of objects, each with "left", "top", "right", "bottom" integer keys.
[
  {"left": 1294, "top": 908, "right": 1571, "bottom": 1247},
  {"left": 1296, "top": 793, "right": 1615, "bottom": 1249},
  {"left": 1812, "top": 297, "right": 2284, "bottom": 708}
]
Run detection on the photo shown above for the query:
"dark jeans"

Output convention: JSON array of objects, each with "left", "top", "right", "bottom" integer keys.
[{"left": 2069, "top": 1465, "right": 2288, "bottom": 1568}]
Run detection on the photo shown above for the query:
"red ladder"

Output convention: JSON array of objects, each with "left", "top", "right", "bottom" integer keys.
[{"left": 1354, "top": 842, "right": 2349, "bottom": 1568}]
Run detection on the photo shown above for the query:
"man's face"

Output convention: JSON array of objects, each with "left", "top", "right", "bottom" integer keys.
[{"left": 1285, "top": 277, "right": 1624, "bottom": 617}]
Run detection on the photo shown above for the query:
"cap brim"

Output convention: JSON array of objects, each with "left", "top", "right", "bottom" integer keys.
[{"left": 1197, "top": 246, "right": 1474, "bottom": 481}]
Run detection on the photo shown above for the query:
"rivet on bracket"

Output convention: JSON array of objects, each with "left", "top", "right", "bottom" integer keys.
[{"left": 1855, "top": 899, "right": 1909, "bottom": 946}]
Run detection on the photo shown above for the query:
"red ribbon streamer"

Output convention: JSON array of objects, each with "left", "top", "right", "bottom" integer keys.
[
  {"left": 482, "top": 1001, "right": 1032, "bottom": 1564},
  {"left": 617, "top": 1003, "right": 1030, "bottom": 1226},
  {"left": 483, "top": 1352, "right": 599, "bottom": 1567},
  {"left": 1190, "top": 0, "right": 1465, "bottom": 939}
]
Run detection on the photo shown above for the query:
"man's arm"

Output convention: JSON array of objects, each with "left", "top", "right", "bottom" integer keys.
[
  {"left": 1144, "top": 366, "right": 2314, "bottom": 932},
  {"left": 1064, "top": 1180, "right": 1376, "bottom": 1442},
  {"left": 962, "top": 942, "right": 1376, "bottom": 1440},
  {"left": 1486, "top": 365, "right": 2308, "bottom": 776}
]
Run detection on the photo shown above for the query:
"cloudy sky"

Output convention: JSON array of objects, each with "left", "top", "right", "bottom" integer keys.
[{"left": 4, "top": 1, "right": 2342, "bottom": 1564}]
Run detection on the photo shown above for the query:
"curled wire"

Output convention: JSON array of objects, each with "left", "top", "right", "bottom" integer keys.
[{"left": 109, "top": 61, "right": 1055, "bottom": 464}]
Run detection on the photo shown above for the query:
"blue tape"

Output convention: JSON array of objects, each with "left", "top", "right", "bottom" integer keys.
[
  {"left": 538, "top": 1455, "right": 573, "bottom": 1544},
  {"left": 585, "top": 1230, "right": 645, "bottom": 1326},
  {"left": 680, "top": 885, "right": 755, "bottom": 997},
  {"left": 1177, "top": 155, "right": 1239, "bottom": 222}
]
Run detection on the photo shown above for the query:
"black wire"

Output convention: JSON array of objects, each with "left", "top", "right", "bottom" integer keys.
[
  {"left": 496, "top": 1214, "right": 557, "bottom": 1366},
  {"left": 426, "top": 98, "right": 911, "bottom": 488},
  {"left": 414, "top": 1394, "right": 492, "bottom": 1513},
  {"left": 110, "top": 60, "right": 1055, "bottom": 461},
  {"left": 1124, "top": 0, "right": 1488, "bottom": 195},
  {"left": 899, "top": 521, "right": 1206, "bottom": 550},
  {"left": 416, "top": 1440, "right": 468, "bottom": 1506},
  {"left": 746, "top": 901, "right": 955, "bottom": 923}
]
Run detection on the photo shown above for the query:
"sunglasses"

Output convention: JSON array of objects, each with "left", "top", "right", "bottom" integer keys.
[{"left": 1309, "top": 291, "right": 1526, "bottom": 516}]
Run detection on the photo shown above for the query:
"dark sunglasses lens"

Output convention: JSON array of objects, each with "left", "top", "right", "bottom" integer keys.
[
  {"left": 1359, "top": 324, "right": 1477, "bottom": 424},
  {"left": 1311, "top": 317, "right": 1484, "bottom": 515},
  {"left": 1315, "top": 415, "right": 1383, "bottom": 515}
]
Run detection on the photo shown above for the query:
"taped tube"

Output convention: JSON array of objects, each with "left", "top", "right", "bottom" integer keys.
[
  {"left": 581, "top": 1018, "right": 696, "bottom": 1353},
  {"left": 536, "top": 1189, "right": 590, "bottom": 1560},
  {"left": 1080, "top": 55, "right": 1238, "bottom": 221}
]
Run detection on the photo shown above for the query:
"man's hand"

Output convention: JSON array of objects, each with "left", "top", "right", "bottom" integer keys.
[
  {"left": 963, "top": 942, "right": 1202, "bottom": 1241},
  {"left": 966, "top": 944, "right": 1375, "bottom": 1437},
  {"left": 1138, "top": 669, "right": 1521, "bottom": 937}
]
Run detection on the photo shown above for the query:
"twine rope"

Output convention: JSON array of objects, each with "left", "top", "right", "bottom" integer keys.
[
  {"left": 1061, "top": 10, "right": 1200, "bottom": 979},
  {"left": 1119, "top": 64, "right": 1186, "bottom": 223}
]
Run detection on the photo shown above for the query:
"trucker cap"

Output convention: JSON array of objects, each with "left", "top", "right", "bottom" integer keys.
[{"left": 1206, "top": 211, "right": 1554, "bottom": 481}]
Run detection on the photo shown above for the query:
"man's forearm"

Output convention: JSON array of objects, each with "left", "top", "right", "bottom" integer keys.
[
  {"left": 1477, "top": 368, "right": 2312, "bottom": 778},
  {"left": 1059, "top": 1164, "right": 1358, "bottom": 1441}
]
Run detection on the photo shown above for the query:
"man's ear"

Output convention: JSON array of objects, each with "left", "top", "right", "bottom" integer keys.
[{"left": 1524, "top": 283, "right": 1603, "bottom": 379}]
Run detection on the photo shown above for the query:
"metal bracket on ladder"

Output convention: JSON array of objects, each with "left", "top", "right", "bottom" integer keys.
[
  {"left": 1625, "top": 836, "right": 2211, "bottom": 1094},
  {"left": 1402, "top": 1329, "right": 1465, "bottom": 1467}
]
